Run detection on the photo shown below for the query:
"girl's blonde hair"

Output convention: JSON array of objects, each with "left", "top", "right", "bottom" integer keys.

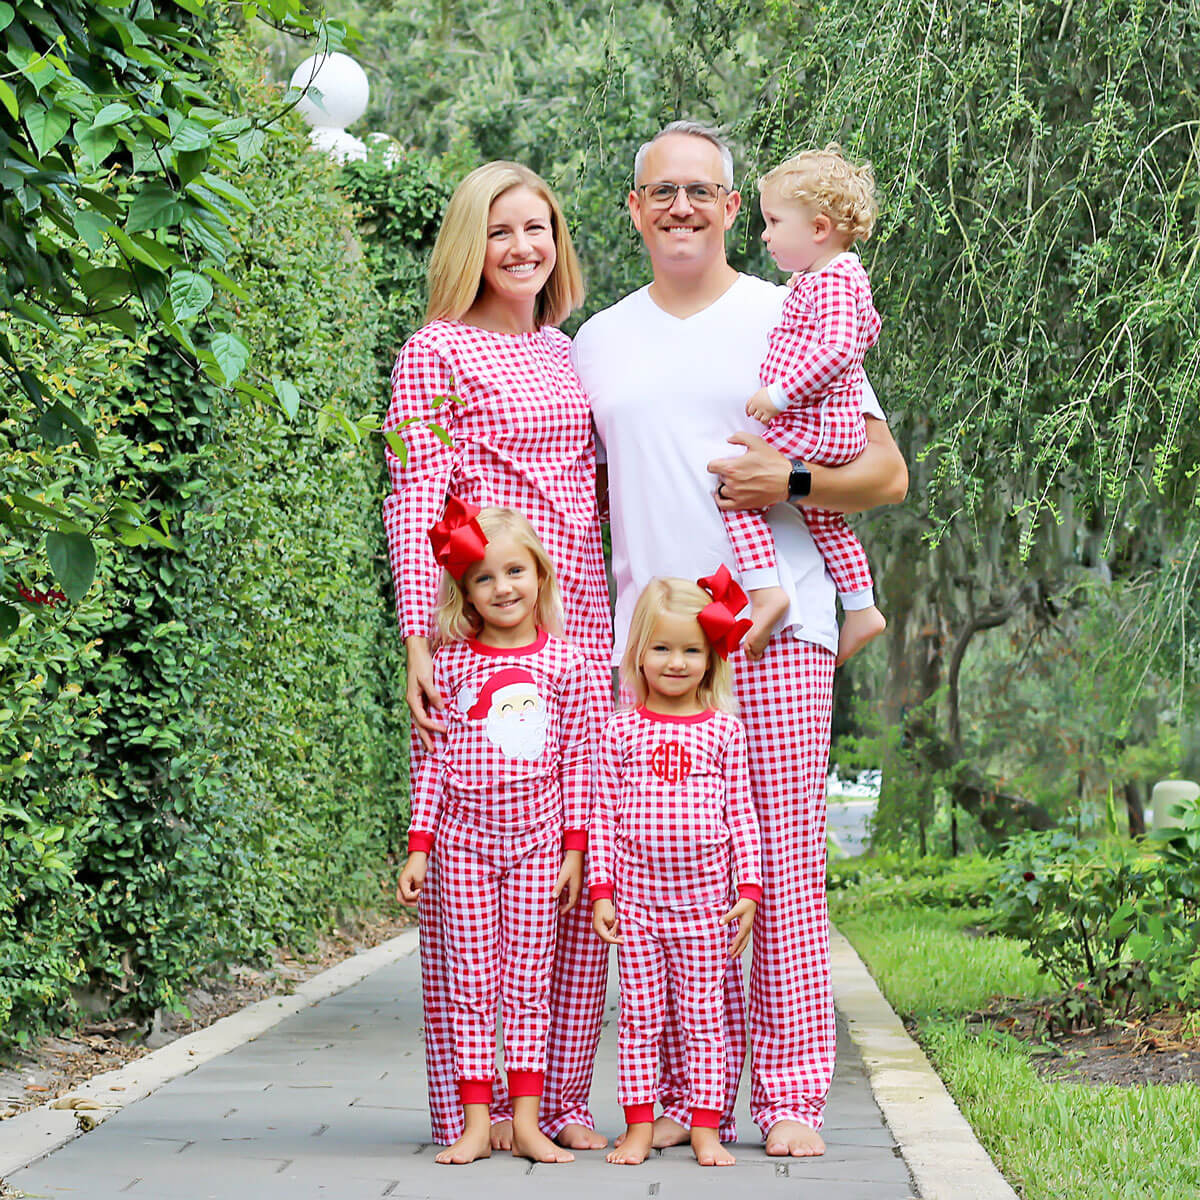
[
  {"left": 621, "top": 578, "right": 736, "bottom": 713},
  {"left": 758, "top": 143, "right": 878, "bottom": 244},
  {"left": 433, "top": 507, "right": 563, "bottom": 645},
  {"left": 425, "top": 162, "right": 585, "bottom": 328}
]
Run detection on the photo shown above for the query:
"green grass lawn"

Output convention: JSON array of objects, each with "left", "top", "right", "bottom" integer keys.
[{"left": 834, "top": 901, "right": 1200, "bottom": 1199}]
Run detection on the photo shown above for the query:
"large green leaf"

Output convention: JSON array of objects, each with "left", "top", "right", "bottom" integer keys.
[
  {"left": 75, "top": 121, "right": 119, "bottom": 169},
  {"left": 80, "top": 266, "right": 134, "bottom": 304},
  {"left": 0, "top": 602, "right": 17, "bottom": 638},
  {"left": 24, "top": 104, "right": 71, "bottom": 159},
  {"left": 272, "top": 376, "right": 301, "bottom": 420},
  {"left": 169, "top": 270, "right": 214, "bottom": 321},
  {"left": 37, "top": 403, "right": 100, "bottom": 459},
  {"left": 0, "top": 79, "right": 16, "bottom": 120},
  {"left": 210, "top": 331, "right": 250, "bottom": 385},
  {"left": 45, "top": 532, "right": 96, "bottom": 602},
  {"left": 91, "top": 102, "right": 132, "bottom": 129},
  {"left": 126, "top": 183, "right": 188, "bottom": 232}
]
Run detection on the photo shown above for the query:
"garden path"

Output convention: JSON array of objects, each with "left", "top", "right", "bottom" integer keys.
[{"left": 8, "top": 942, "right": 917, "bottom": 1200}]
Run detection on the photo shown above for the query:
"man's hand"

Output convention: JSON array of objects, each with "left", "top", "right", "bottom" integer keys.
[
  {"left": 720, "top": 896, "right": 757, "bottom": 957},
  {"left": 709, "top": 433, "right": 790, "bottom": 510},
  {"left": 397, "top": 852, "right": 428, "bottom": 905},
  {"left": 745, "top": 386, "right": 781, "bottom": 424},
  {"left": 552, "top": 850, "right": 584, "bottom": 913},
  {"left": 592, "top": 898, "right": 622, "bottom": 944},
  {"left": 404, "top": 636, "right": 446, "bottom": 752}
]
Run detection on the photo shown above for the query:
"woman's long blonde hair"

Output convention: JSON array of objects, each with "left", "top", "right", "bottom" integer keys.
[
  {"left": 425, "top": 162, "right": 585, "bottom": 328},
  {"left": 621, "top": 578, "right": 736, "bottom": 713},
  {"left": 433, "top": 507, "right": 563, "bottom": 645}
]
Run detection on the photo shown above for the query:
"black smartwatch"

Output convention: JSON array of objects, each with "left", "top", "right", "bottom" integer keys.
[{"left": 787, "top": 458, "right": 812, "bottom": 501}]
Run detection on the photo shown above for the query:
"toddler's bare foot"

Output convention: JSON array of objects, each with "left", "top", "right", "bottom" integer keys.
[
  {"left": 765, "top": 1119, "right": 825, "bottom": 1157},
  {"left": 652, "top": 1114, "right": 691, "bottom": 1147},
  {"left": 744, "top": 585, "right": 789, "bottom": 658},
  {"left": 691, "top": 1125, "right": 736, "bottom": 1166},
  {"left": 435, "top": 1125, "right": 492, "bottom": 1165},
  {"left": 607, "top": 1122, "right": 653, "bottom": 1164},
  {"left": 512, "top": 1122, "right": 575, "bottom": 1162},
  {"left": 835, "top": 605, "right": 886, "bottom": 666},
  {"left": 489, "top": 1118, "right": 513, "bottom": 1150},
  {"left": 557, "top": 1122, "right": 607, "bottom": 1149}
]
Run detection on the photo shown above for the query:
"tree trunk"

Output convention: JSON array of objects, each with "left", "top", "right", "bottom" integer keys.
[{"left": 1124, "top": 780, "right": 1146, "bottom": 837}]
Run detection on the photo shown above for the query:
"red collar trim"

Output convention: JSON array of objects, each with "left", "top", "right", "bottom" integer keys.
[
  {"left": 468, "top": 628, "right": 548, "bottom": 657},
  {"left": 636, "top": 704, "right": 715, "bottom": 725}
]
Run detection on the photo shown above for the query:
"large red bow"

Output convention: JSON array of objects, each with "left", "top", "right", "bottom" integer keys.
[
  {"left": 696, "top": 565, "right": 752, "bottom": 659},
  {"left": 429, "top": 497, "right": 488, "bottom": 580}
]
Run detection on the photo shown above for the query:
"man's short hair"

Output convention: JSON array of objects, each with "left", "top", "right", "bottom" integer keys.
[{"left": 633, "top": 121, "right": 735, "bottom": 189}]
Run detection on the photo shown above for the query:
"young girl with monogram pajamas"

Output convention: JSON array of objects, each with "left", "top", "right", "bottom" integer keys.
[
  {"left": 590, "top": 569, "right": 762, "bottom": 1168},
  {"left": 726, "top": 145, "right": 887, "bottom": 668},
  {"left": 397, "top": 503, "right": 599, "bottom": 1166}
]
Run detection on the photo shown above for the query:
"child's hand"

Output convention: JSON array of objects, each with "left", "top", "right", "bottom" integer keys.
[
  {"left": 592, "top": 898, "right": 622, "bottom": 944},
  {"left": 745, "top": 387, "right": 781, "bottom": 424},
  {"left": 553, "top": 849, "right": 584, "bottom": 913},
  {"left": 397, "top": 852, "right": 428, "bottom": 905},
  {"left": 721, "top": 897, "right": 757, "bottom": 957}
]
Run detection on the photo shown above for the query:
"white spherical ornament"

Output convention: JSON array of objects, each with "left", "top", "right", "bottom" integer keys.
[{"left": 290, "top": 52, "right": 369, "bottom": 131}]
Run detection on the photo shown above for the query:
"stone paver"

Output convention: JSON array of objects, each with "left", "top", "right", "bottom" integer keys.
[{"left": 9, "top": 946, "right": 916, "bottom": 1199}]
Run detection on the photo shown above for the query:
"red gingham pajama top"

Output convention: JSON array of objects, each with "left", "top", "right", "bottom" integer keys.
[{"left": 724, "top": 254, "right": 882, "bottom": 600}]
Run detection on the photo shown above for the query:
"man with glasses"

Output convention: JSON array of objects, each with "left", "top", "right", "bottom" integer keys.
[{"left": 573, "top": 121, "right": 907, "bottom": 1157}]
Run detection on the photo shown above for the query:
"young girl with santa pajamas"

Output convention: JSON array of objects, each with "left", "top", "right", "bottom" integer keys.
[
  {"left": 725, "top": 145, "right": 887, "bottom": 668},
  {"left": 590, "top": 569, "right": 763, "bottom": 1168},
  {"left": 397, "top": 503, "right": 599, "bottom": 1166}
]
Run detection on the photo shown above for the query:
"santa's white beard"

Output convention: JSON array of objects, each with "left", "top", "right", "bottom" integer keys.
[{"left": 484, "top": 707, "right": 549, "bottom": 761}]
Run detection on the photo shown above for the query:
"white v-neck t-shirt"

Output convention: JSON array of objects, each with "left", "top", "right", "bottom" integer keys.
[{"left": 572, "top": 273, "right": 885, "bottom": 662}]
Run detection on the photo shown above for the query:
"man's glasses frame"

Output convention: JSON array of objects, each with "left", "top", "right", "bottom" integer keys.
[{"left": 637, "top": 181, "right": 730, "bottom": 208}]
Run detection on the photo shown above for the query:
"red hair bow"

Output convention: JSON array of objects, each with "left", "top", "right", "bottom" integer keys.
[
  {"left": 696, "top": 565, "right": 752, "bottom": 659},
  {"left": 429, "top": 497, "right": 488, "bottom": 580}
]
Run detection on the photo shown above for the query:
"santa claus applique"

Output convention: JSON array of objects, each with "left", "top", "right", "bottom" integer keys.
[{"left": 459, "top": 667, "right": 548, "bottom": 762}]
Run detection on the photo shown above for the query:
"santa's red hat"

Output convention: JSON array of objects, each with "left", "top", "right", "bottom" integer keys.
[{"left": 465, "top": 667, "right": 538, "bottom": 719}]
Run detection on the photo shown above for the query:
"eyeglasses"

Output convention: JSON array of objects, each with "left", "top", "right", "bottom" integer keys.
[{"left": 637, "top": 181, "right": 729, "bottom": 207}]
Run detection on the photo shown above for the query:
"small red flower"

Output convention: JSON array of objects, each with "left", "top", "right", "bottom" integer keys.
[
  {"left": 1023, "top": 871, "right": 1036, "bottom": 881},
  {"left": 17, "top": 586, "right": 67, "bottom": 608}
]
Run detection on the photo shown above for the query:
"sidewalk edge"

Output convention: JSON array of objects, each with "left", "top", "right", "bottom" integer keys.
[
  {"left": 0, "top": 930, "right": 419, "bottom": 1180},
  {"left": 829, "top": 924, "right": 1019, "bottom": 1200}
]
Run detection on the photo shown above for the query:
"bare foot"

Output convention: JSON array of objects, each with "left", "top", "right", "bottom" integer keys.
[
  {"left": 435, "top": 1125, "right": 492, "bottom": 1165},
  {"left": 557, "top": 1122, "right": 608, "bottom": 1150},
  {"left": 489, "top": 1118, "right": 513, "bottom": 1151},
  {"left": 835, "top": 605, "right": 886, "bottom": 666},
  {"left": 652, "top": 1114, "right": 691, "bottom": 1148},
  {"left": 512, "top": 1122, "right": 575, "bottom": 1163},
  {"left": 765, "top": 1119, "right": 825, "bottom": 1157},
  {"left": 692, "top": 1125, "right": 736, "bottom": 1166},
  {"left": 607, "top": 1122, "right": 653, "bottom": 1165},
  {"left": 744, "top": 586, "right": 789, "bottom": 659}
]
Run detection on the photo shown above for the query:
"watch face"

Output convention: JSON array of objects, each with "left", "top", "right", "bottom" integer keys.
[{"left": 789, "top": 462, "right": 811, "bottom": 499}]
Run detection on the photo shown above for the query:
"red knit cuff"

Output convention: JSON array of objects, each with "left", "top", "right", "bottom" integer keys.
[
  {"left": 407, "top": 830, "right": 434, "bottom": 854},
  {"left": 737, "top": 882, "right": 763, "bottom": 904},
  {"left": 691, "top": 1107, "right": 721, "bottom": 1129},
  {"left": 624, "top": 1103, "right": 655, "bottom": 1125},
  {"left": 589, "top": 883, "right": 615, "bottom": 903},
  {"left": 506, "top": 1069, "right": 544, "bottom": 1098},
  {"left": 458, "top": 1078, "right": 493, "bottom": 1106},
  {"left": 562, "top": 828, "right": 588, "bottom": 852}
]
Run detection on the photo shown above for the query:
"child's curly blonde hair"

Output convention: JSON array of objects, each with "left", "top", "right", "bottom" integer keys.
[{"left": 758, "top": 143, "right": 878, "bottom": 244}]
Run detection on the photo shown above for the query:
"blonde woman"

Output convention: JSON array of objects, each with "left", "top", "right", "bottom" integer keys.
[{"left": 382, "top": 162, "right": 612, "bottom": 1150}]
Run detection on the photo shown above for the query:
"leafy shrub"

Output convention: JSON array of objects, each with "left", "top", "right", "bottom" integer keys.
[
  {"left": 990, "top": 831, "right": 1200, "bottom": 1016},
  {"left": 828, "top": 852, "right": 1001, "bottom": 915}
]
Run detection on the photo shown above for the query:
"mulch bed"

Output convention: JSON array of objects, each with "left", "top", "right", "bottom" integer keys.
[
  {"left": 961, "top": 999, "right": 1200, "bottom": 1085},
  {"left": 0, "top": 905, "right": 415, "bottom": 1124}
]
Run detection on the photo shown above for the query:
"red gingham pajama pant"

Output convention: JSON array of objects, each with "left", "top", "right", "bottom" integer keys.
[
  {"left": 658, "top": 635, "right": 836, "bottom": 1135},
  {"left": 616, "top": 902, "right": 730, "bottom": 1125},
  {"left": 724, "top": 408, "right": 874, "bottom": 600},
  {"left": 437, "top": 812, "right": 560, "bottom": 1091}
]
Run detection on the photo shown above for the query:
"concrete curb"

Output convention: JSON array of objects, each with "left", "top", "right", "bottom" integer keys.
[
  {"left": 830, "top": 925, "right": 1018, "bottom": 1200},
  {"left": 0, "top": 930, "right": 419, "bottom": 1179}
]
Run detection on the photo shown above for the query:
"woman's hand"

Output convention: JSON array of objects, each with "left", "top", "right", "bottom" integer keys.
[
  {"left": 720, "top": 897, "right": 757, "bottom": 957},
  {"left": 552, "top": 850, "right": 584, "bottom": 913},
  {"left": 405, "top": 636, "right": 446, "bottom": 751},
  {"left": 592, "top": 898, "right": 622, "bottom": 944},
  {"left": 397, "top": 852, "right": 428, "bottom": 905}
]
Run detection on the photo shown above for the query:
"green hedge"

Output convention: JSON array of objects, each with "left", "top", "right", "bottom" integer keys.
[{"left": 0, "top": 59, "right": 421, "bottom": 1045}]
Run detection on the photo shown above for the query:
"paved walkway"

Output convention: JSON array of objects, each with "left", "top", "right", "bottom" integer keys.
[{"left": 9, "top": 944, "right": 916, "bottom": 1199}]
